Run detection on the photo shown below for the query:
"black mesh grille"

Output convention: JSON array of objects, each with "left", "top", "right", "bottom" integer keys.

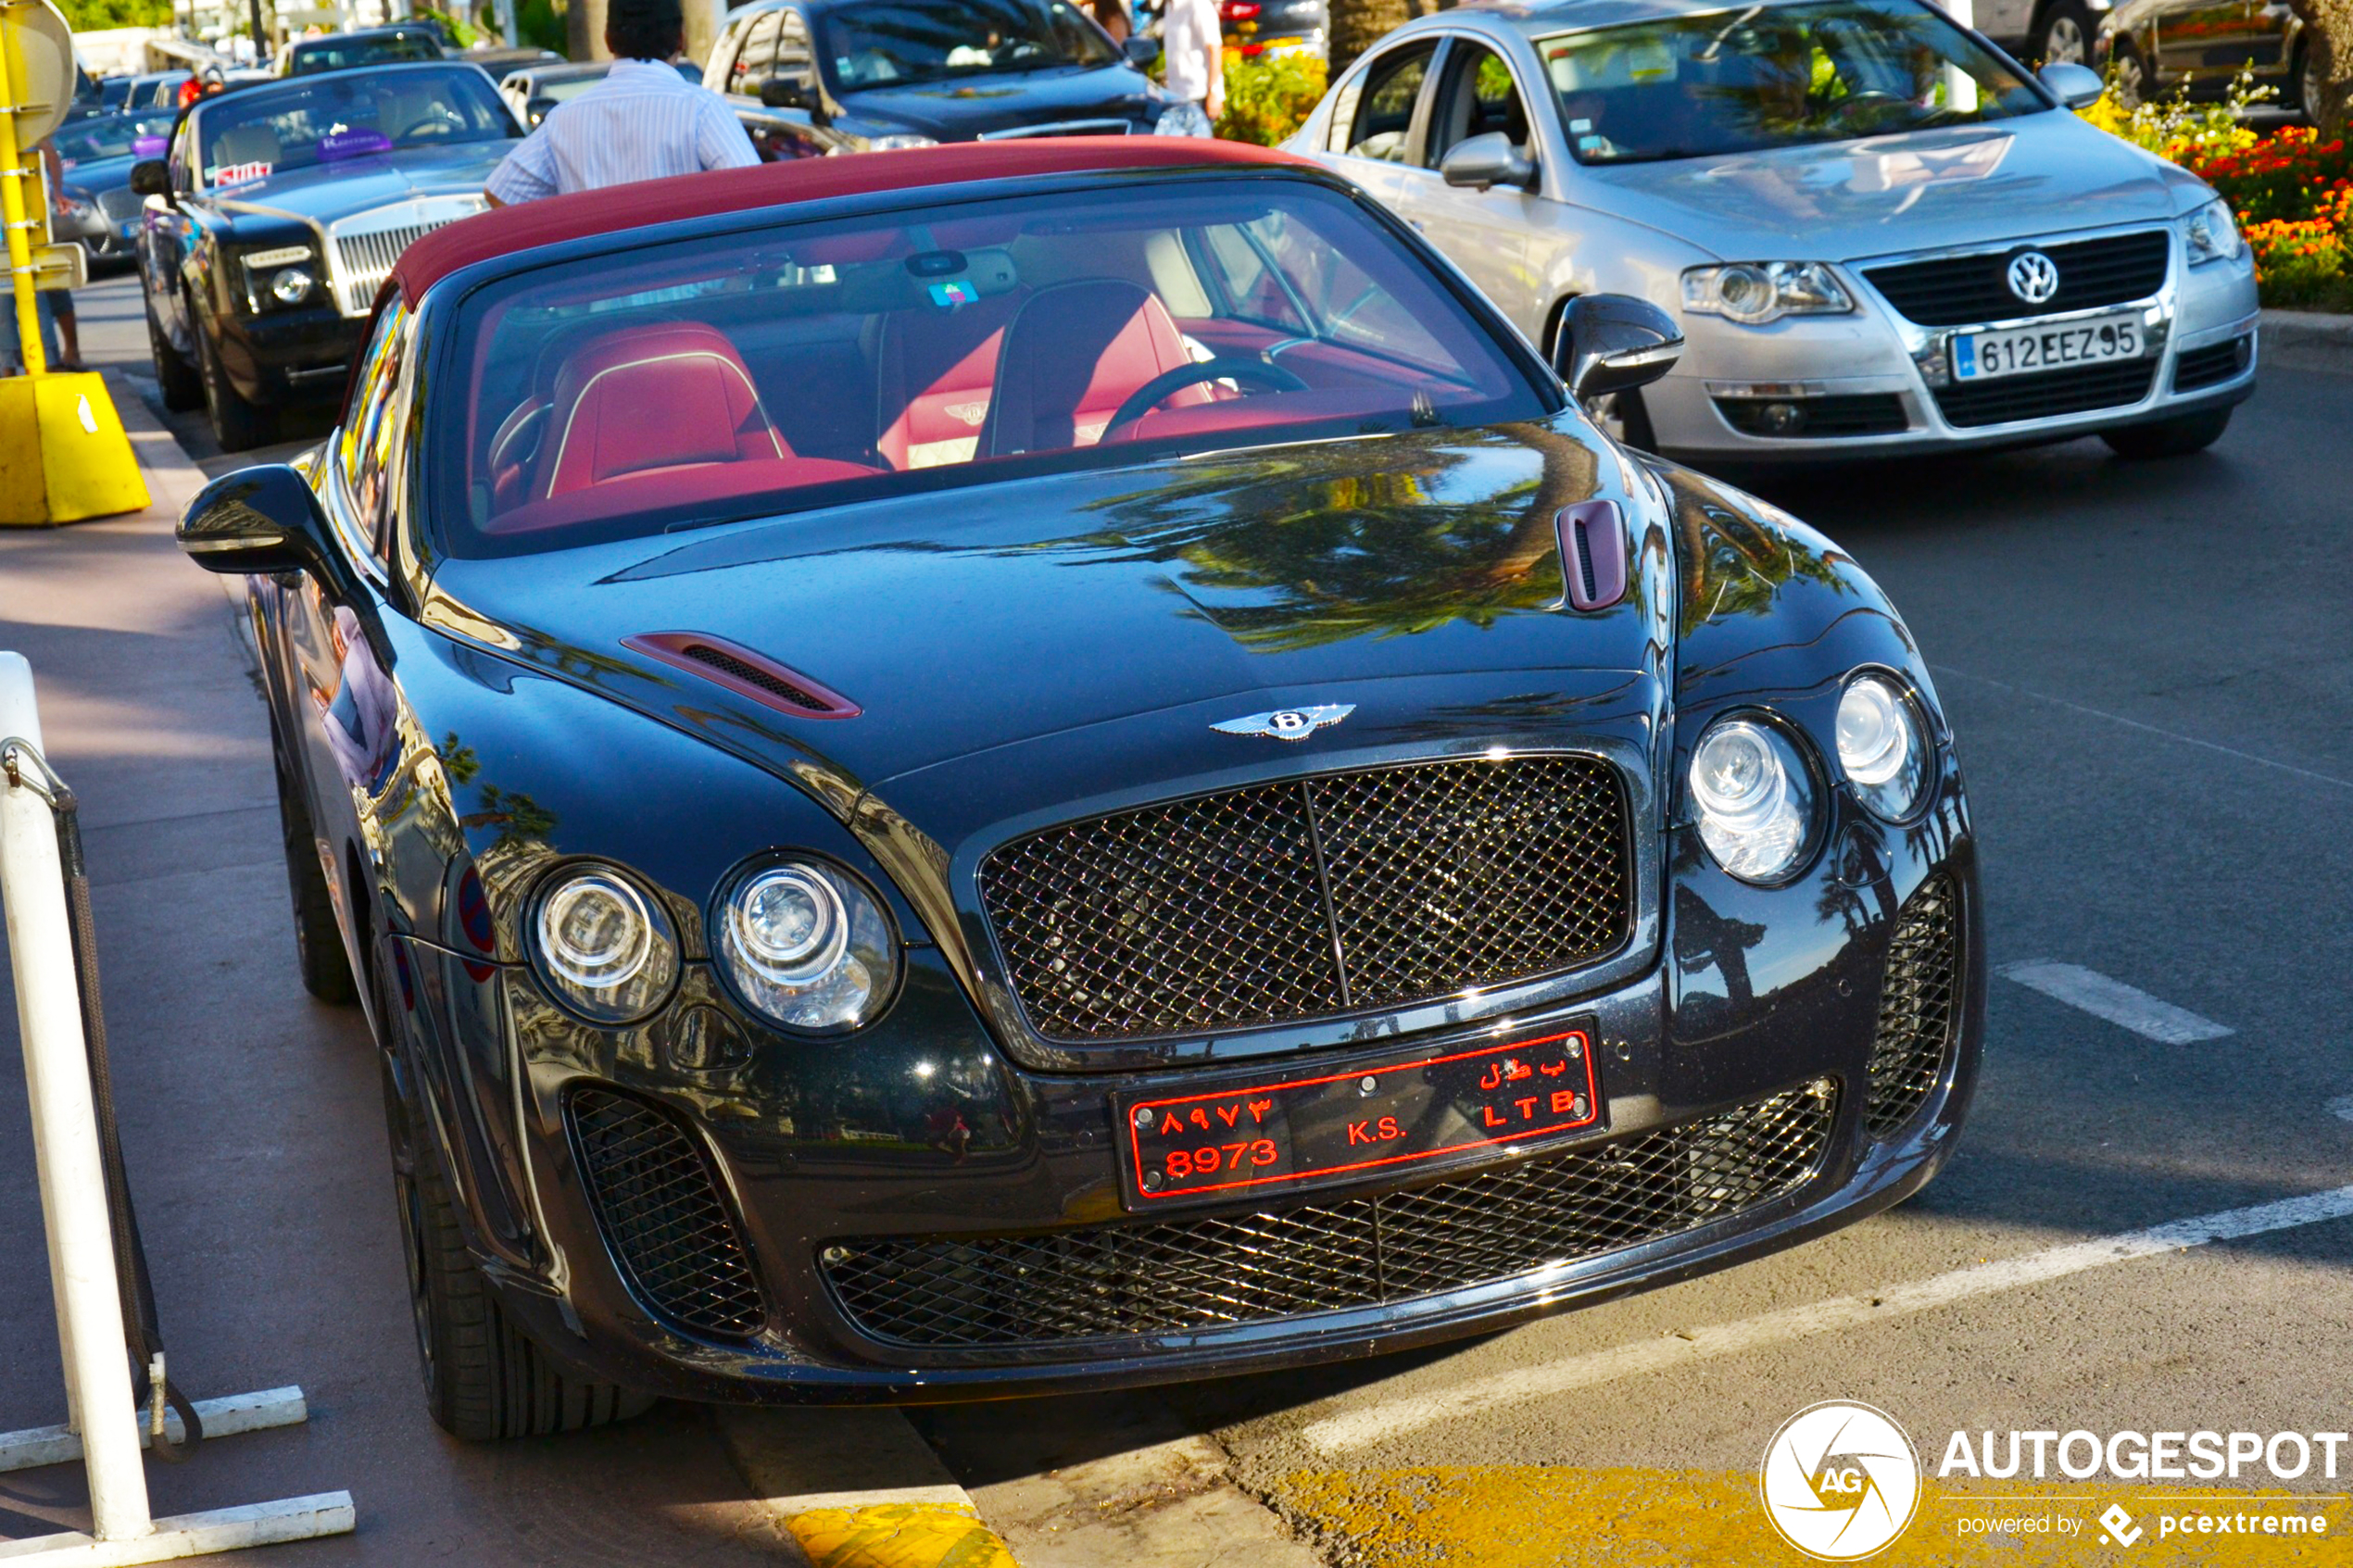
[
  {"left": 2174, "top": 336, "right": 2252, "bottom": 392},
  {"left": 1865, "top": 876, "right": 1961, "bottom": 1138},
  {"left": 1865, "top": 232, "right": 2171, "bottom": 326},
  {"left": 568, "top": 1088, "right": 765, "bottom": 1338},
  {"left": 1933, "top": 360, "right": 2156, "bottom": 428},
  {"left": 1714, "top": 395, "right": 1910, "bottom": 438},
  {"left": 820, "top": 1086, "right": 1834, "bottom": 1349},
  {"left": 978, "top": 757, "right": 1632, "bottom": 1041},
  {"left": 677, "top": 642, "right": 832, "bottom": 712}
]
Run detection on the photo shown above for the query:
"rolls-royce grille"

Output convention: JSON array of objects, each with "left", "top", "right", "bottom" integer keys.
[
  {"left": 567, "top": 1088, "right": 764, "bottom": 1338},
  {"left": 978, "top": 756, "right": 1633, "bottom": 1042},
  {"left": 1934, "top": 360, "right": 2157, "bottom": 428},
  {"left": 1865, "top": 875, "right": 1961, "bottom": 1138},
  {"left": 820, "top": 1085, "right": 1834, "bottom": 1349},
  {"left": 326, "top": 206, "right": 476, "bottom": 314},
  {"left": 1864, "top": 231, "right": 2171, "bottom": 326}
]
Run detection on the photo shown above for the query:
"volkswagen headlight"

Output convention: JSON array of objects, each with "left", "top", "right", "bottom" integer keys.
[
  {"left": 2183, "top": 195, "right": 2243, "bottom": 265},
  {"left": 1681, "top": 262, "right": 1854, "bottom": 325},
  {"left": 1688, "top": 716, "right": 1817, "bottom": 882},
  {"left": 529, "top": 865, "right": 680, "bottom": 1023},
  {"left": 717, "top": 858, "right": 899, "bottom": 1035},
  {"left": 1835, "top": 672, "right": 1931, "bottom": 822}
]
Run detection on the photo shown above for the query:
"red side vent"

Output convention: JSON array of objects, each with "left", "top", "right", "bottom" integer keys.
[
  {"left": 623, "top": 632, "right": 862, "bottom": 720},
  {"left": 1556, "top": 500, "right": 1628, "bottom": 612}
]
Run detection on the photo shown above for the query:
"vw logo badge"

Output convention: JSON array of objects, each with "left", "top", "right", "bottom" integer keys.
[{"left": 2006, "top": 250, "right": 2060, "bottom": 306}]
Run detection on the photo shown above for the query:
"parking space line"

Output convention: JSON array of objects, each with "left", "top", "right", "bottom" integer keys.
[
  {"left": 1301, "top": 1181, "right": 2353, "bottom": 1453},
  {"left": 717, "top": 1407, "right": 1019, "bottom": 1567},
  {"left": 1997, "top": 960, "right": 2233, "bottom": 1044}
]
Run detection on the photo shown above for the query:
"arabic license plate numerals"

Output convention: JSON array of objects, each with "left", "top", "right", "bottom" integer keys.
[{"left": 1957, "top": 315, "right": 2143, "bottom": 381}]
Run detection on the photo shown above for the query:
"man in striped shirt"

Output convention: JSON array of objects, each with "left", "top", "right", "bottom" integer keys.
[{"left": 484, "top": 0, "right": 759, "bottom": 206}]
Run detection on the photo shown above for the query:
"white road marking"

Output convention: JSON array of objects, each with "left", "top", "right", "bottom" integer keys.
[
  {"left": 1300, "top": 1183, "right": 2353, "bottom": 1454},
  {"left": 1998, "top": 960, "right": 2233, "bottom": 1044}
]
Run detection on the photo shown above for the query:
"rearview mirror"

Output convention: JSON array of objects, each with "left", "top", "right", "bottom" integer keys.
[
  {"left": 1556, "top": 294, "right": 1683, "bottom": 405},
  {"left": 1440, "top": 132, "right": 1536, "bottom": 193},
  {"left": 128, "top": 157, "right": 169, "bottom": 197},
  {"left": 525, "top": 94, "right": 558, "bottom": 125},
  {"left": 759, "top": 75, "right": 820, "bottom": 111},
  {"left": 178, "top": 465, "right": 360, "bottom": 605},
  {"left": 1125, "top": 34, "right": 1161, "bottom": 67},
  {"left": 2036, "top": 60, "right": 2105, "bottom": 108}
]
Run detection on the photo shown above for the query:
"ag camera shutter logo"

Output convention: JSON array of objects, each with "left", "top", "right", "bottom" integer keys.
[{"left": 1760, "top": 1400, "right": 1922, "bottom": 1560}]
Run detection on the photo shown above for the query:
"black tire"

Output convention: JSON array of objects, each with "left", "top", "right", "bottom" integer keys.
[
  {"left": 195, "top": 312, "right": 277, "bottom": 453},
  {"left": 145, "top": 297, "right": 203, "bottom": 411},
  {"left": 2101, "top": 406, "right": 2233, "bottom": 458},
  {"left": 272, "top": 734, "right": 358, "bottom": 1005},
  {"left": 2036, "top": 0, "right": 2095, "bottom": 66},
  {"left": 2110, "top": 40, "right": 2148, "bottom": 109},
  {"left": 380, "top": 1042, "right": 654, "bottom": 1441},
  {"left": 2293, "top": 41, "right": 2325, "bottom": 119}
]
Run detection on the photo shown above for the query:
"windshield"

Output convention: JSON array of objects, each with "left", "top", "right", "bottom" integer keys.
[
  {"left": 1539, "top": 0, "right": 2046, "bottom": 165},
  {"left": 54, "top": 113, "right": 175, "bottom": 163},
  {"left": 823, "top": 0, "right": 1117, "bottom": 91},
  {"left": 195, "top": 68, "right": 514, "bottom": 187},
  {"left": 288, "top": 33, "right": 445, "bottom": 73},
  {"left": 433, "top": 179, "right": 1544, "bottom": 559}
]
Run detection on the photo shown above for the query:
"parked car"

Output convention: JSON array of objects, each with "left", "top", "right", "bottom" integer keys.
[
  {"left": 1293, "top": 0, "right": 2259, "bottom": 461},
  {"left": 1221, "top": 0, "right": 1327, "bottom": 60},
  {"left": 113, "top": 71, "right": 192, "bottom": 113},
  {"left": 51, "top": 111, "right": 176, "bottom": 269},
  {"left": 497, "top": 58, "right": 704, "bottom": 125},
  {"left": 706, "top": 0, "right": 1165, "bottom": 157},
  {"left": 132, "top": 60, "right": 520, "bottom": 450},
  {"left": 173, "top": 137, "right": 1980, "bottom": 1436},
  {"left": 2092, "top": 0, "right": 2313, "bottom": 110},
  {"left": 279, "top": 25, "right": 447, "bottom": 76}
]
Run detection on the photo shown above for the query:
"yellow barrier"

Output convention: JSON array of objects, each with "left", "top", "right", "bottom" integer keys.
[{"left": 0, "top": 0, "right": 148, "bottom": 525}]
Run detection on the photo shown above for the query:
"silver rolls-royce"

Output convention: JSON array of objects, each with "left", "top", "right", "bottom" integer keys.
[{"left": 1289, "top": 0, "right": 2259, "bottom": 461}]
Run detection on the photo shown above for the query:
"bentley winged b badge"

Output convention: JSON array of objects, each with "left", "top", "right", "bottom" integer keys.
[{"left": 1212, "top": 705, "right": 1355, "bottom": 742}]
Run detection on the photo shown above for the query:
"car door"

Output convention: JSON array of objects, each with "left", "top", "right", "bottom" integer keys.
[
  {"left": 1315, "top": 35, "right": 1441, "bottom": 214},
  {"left": 2153, "top": 0, "right": 2265, "bottom": 82},
  {"left": 1398, "top": 35, "right": 1547, "bottom": 345}
]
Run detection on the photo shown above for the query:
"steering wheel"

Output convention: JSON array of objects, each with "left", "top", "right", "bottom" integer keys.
[
  {"left": 1829, "top": 89, "right": 1910, "bottom": 127},
  {"left": 1101, "top": 357, "right": 1310, "bottom": 443}
]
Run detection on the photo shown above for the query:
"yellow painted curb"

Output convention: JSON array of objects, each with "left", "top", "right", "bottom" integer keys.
[{"left": 783, "top": 1502, "right": 1018, "bottom": 1568}]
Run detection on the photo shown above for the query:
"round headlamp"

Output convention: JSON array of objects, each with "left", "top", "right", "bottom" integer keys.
[
  {"left": 270, "top": 266, "right": 313, "bottom": 305},
  {"left": 529, "top": 866, "right": 679, "bottom": 1023},
  {"left": 1836, "top": 672, "right": 1931, "bottom": 821},
  {"left": 1688, "top": 716, "right": 1817, "bottom": 883},
  {"left": 717, "top": 858, "right": 899, "bottom": 1035}
]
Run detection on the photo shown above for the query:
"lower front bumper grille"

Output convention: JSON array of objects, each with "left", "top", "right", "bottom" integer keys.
[
  {"left": 1715, "top": 394, "right": 1909, "bottom": 438},
  {"left": 569, "top": 1088, "right": 765, "bottom": 1339},
  {"left": 821, "top": 1085, "right": 1836, "bottom": 1350},
  {"left": 2174, "top": 335, "right": 2252, "bottom": 392},
  {"left": 1934, "top": 360, "right": 2157, "bottom": 428},
  {"left": 1865, "top": 875, "right": 1962, "bottom": 1138}
]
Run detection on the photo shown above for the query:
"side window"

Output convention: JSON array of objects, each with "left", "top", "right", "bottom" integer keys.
[
  {"left": 339, "top": 296, "right": 409, "bottom": 561},
  {"left": 1427, "top": 44, "right": 1532, "bottom": 167},
  {"left": 731, "top": 10, "right": 784, "bottom": 92},
  {"left": 774, "top": 9, "right": 812, "bottom": 82},
  {"left": 1338, "top": 42, "right": 1436, "bottom": 162},
  {"left": 168, "top": 120, "right": 194, "bottom": 193}
]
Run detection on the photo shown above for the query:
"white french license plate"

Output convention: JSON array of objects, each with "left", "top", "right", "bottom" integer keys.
[{"left": 1954, "top": 313, "right": 2145, "bottom": 381}]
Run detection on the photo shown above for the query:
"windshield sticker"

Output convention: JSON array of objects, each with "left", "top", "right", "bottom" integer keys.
[
  {"left": 320, "top": 128, "right": 395, "bottom": 161},
  {"left": 132, "top": 134, "right": 167, "bottom": 157},
  {"left": 213, "top": 161, "right": 271, "bottom": 186},
  {"left": 927, "top": 280, "right": 978, "bottom": 309}
]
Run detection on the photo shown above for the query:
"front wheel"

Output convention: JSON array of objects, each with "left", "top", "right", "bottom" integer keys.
[
  {"left": 145, "top": 296, "right": 203, "bottom": 411},
  {"left": 2109, "top": 40, "right": 2148, "bottom": 109},
  {"left": 2294, "top": 41, "right": 2326, "bottom": 119},
  {"left": 195, "top": 316, "right": 277, "bottom": 453},
  {"left": 272, "top": 732, "right": 357, "bottom": 1006},
  {"left": 2036, "top": 0, "right": 2095, "bottom": 64},
  {"left": 2101, "top": 406, "right": 2232, "bottom": 458}
]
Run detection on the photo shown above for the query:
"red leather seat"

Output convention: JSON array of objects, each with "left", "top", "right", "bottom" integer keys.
[
  {"left": 533, "top": 323, "right": 786, "bottom": 498},
  {"left": 875, "top": 292, "right": 1023, "bottom": 471},
  {"left": 979, "top": 281, "right": 1204, "bottom": 458}
]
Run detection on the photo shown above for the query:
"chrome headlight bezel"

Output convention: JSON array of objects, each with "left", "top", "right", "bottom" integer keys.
[
  {"left": 712, "top": 853, "right": 901, "bottom": 1037},
  {"left": 1681, "top": 261, "right": 1855, "bottom": 325},
  {"left": 526, "top": 862, "right": 681, "bottom": 1025},
  {"left": 2183, "top": 195, "right": 2244, "bottom": 266},
  {"left": 1835, "top": 669, "right": 1933, "bottom": 823},
  {"left": 1686, "top": 710, "right": 1823, "bottom": 885}
]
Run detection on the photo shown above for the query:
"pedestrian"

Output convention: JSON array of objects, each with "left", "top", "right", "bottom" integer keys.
[
  {"left": 1090, "top": 0, "right": 1131, "bottom": 45},
  {"left": 484, "top": 0, "right": 759, "bottom": 206},
  {"left": 1153, "top": 0, "right": 1223, "bottom": 138},
  {"left": 37, "top": 139, "right": 87, "bottom": 371}
]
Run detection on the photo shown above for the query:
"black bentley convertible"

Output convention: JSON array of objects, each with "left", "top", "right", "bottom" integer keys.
[{"left": 177, "top": 139, "right": 1982, "bottom": 1437}]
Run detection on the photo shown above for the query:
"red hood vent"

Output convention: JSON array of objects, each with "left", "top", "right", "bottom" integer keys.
[{"left": 623, "top": 632, "right": 862, "bottom": 720}]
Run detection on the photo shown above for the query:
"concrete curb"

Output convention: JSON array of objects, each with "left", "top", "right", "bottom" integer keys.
[{"left": 2259, "top": 308, "right": 2353, "bottom": 374}]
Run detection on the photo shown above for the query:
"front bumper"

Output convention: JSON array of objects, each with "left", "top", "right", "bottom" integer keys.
[
  {"left": 217, "top": 303, "right": 365, "bottom": 407},
  {"left": 1645, "top": 226, "right": 2259, "bottom": 462}
]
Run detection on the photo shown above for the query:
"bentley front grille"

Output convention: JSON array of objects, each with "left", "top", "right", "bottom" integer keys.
[
  {"left": 1864, "top": 231, "right": 2171, "bottom": 327},
  {"left": 567, "top": 1087, "right": 765, "bottom": 1338},
  {"left": 820, "top": 1085, "right": 1835, "bottom": 1350},
  {"left": 1864, "top": 875, "right": 1962, "bottom": 1138},
  {"left": 978, "top": 756, "right": 1634, "bottom": 1042}
]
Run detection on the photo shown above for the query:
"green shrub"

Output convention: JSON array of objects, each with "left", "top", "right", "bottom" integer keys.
[
  {"left": 55, "top": 0, "right": 171, "bottom": 29},
  {"left": 1216, "top": 52, "right": 1327, "bottom": 146}
]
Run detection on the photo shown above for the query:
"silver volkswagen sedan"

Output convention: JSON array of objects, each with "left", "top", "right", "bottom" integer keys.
[{"left": 1288, "top": 0, "right": 2259, "bottom": 460}]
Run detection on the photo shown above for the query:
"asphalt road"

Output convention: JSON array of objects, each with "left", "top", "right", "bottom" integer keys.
[{"left": 10, "top": 272, "right": 2353, "bottom": 1565}]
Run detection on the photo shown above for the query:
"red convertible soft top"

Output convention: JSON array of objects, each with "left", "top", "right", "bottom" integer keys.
[{"left": 388, "top": 137, "right": 1318, "bottom": 302}]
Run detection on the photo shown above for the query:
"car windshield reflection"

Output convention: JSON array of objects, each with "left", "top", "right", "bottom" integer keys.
[
  {"left": 824, "top": 0, "right": 1118, "bottom": 90},
  {"left": 195, "top": 66, "right": 513, "bottom": 188}
]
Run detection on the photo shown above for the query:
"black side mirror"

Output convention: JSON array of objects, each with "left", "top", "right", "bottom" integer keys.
[
  {"left": 178, "top": 465, "right": 360, "bottom": 604},
  {"left": 525, "top": 94, "right": 559, "bottom": 125},
  {"left": 2036, "top": 60, "right": 2105, "bottom": 108},
  {"left": 1124, "top": 34, "right": 1161, "bottom": 67},
  {"left": 759, "top": 75, "right": 819, "bottom": 111},
  {"left": 1439, "top": 131, "right": 1536, "bottom": 193},
  {"left": 129, "top": 158, "right": 169, "bottom": 197},
  {"left": 1556, "top": 294, "right": 1684, "bottom": 405}
]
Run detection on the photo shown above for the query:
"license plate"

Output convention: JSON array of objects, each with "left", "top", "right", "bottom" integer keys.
[
  {"left": 1115, "top": 1028, "right": 1602, "bottom": 1209},
  {"left": 1954, "top": 312, "right": 2145, "bottom": 381}
]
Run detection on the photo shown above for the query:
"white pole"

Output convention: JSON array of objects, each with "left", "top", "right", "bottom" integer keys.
[{"left": 0, "top": 653, "right": 155, "bottom": 1546}]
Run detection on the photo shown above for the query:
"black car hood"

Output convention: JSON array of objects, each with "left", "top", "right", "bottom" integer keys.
[
  {"left": 206, "top": 141, "right": 511, "bottom": 221},
  {"left": 835, "top": 63, "right": 1155, "bottom": 139},
  {"left": 425, "top": 416, "right": 1665, "bottom": 804}
]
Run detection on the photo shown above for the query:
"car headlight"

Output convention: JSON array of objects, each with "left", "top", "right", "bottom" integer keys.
[
  {"left": 1835, "top": 672, "right": 1931, "bottom": 822},
  {"left": 1681, "top": 262, "right": 1854, "bottom": 325},
  {"left": 865, "top": 133, "right": 937, "bottom": 151},
  {"left": 2183, "top": 195, "right": 2243, "bottom": 265},
  {"left": 1688, "top": 716, "right": 1817, "bottom": 882},
  {"left": 528, "top": 865, "right": 680, "bottom": 1023},
  {"left": 269, "top": 266, "right": 313, "bottom": 305},
  {"left": 716, "top": 858, "right": 900, "bottom": 1035}
]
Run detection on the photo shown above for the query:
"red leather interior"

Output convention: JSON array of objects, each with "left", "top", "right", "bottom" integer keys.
[
  {"left": 981, "top": 281, "right": 1205, "bottom": 458},
  {"left": 875, "top": 293, "right": 1023, "bottom": 471},
  {"left": 486, "top": 455, "right": 881, "bottom": 536},
  {"left": 535, "top": 323, "right": 788, "bottom": 498}
]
